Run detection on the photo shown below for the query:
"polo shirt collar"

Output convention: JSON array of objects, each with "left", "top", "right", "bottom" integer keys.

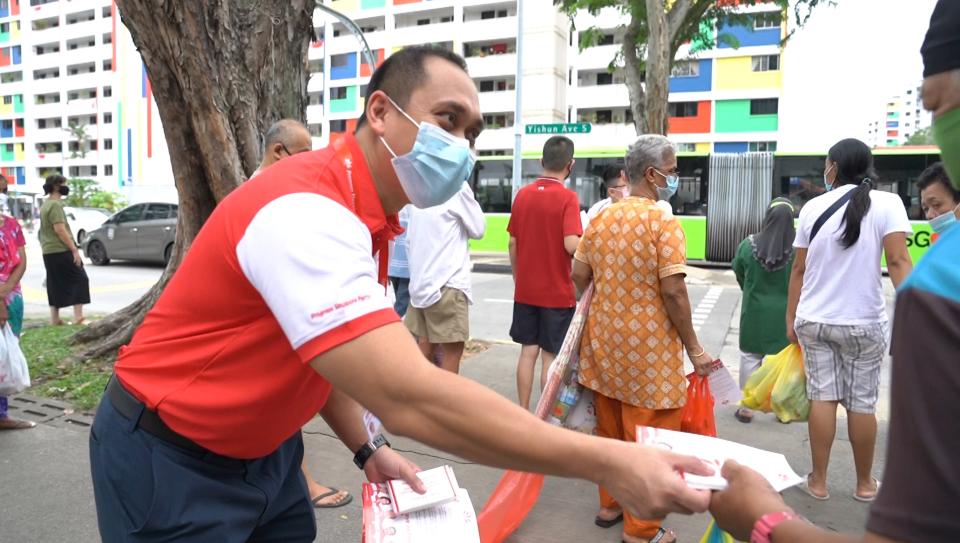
[{"left": 342, "top": 134, "right": 403, "bottom": 240}]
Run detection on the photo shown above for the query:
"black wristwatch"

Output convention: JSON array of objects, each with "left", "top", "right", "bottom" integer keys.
[{"left": 353, "top": 434, "right": 390, "bottom": 470}]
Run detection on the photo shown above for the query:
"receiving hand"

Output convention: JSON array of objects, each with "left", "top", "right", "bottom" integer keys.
[
  {"left": 709, "top": 460, "right": 793, "bottom": 541},
  {"left": 599, "top": 441, "right": 713, "bottom": 520},
  {"left": 786, "top": 320, "right": 798, "bottom": 344},
  {"left": 364, "top": 446, "right": 426, "bottom": 494},
  {"left": 72, "top": 250, "right": 83, "bottom": 267}
]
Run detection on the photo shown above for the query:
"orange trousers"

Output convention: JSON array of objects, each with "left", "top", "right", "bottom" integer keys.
[{"left": 593, "top": 391, "right": 683, "bottom": 539}]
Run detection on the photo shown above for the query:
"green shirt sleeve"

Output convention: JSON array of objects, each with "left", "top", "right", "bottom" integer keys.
[{"left": 732, "top": 238, "right": 749, "bottom": 288}]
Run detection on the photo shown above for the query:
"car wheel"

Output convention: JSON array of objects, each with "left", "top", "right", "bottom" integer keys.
[
  {"left": 87, "top": 240, "right": 110, "bottom": 266},
  {"left": 163, "top": 243, "right": 173, "bottom": 265},
  {"left": 77, "top": 230, "right": 86, "bottom": 244}
]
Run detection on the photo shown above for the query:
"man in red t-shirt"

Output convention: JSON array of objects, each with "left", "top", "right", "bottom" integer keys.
[
  {"left": 89, "top": 47, "right": 712, "bottom": 543},
  {"left": 507, "top": 136, "right": 583, "bottom": 409}
]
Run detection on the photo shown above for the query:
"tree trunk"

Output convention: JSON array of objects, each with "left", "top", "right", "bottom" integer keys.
[
  {"left": 72, "top": 0, "right": 317, "bottom": 360},
  {"left": 643, "top": 0, "right": 671, "bottom": 135},
  {"left": 622, "top": 15, "right": 647, "bottom": 135}
]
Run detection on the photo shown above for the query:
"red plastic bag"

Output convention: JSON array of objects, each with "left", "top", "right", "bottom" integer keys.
[
  {"left": 681, "top": 373, "right": 717, "bottom": 437},
  {"left": 476, "top": 471, "right": 544, "bottom": 543}
]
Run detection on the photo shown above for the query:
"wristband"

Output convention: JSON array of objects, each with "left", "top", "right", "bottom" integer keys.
[
  {"left": 687, "top": 347, "right": 705, "bottom": 358},
  {"left": 751, "top": 511, "right": 802, "bottom": 543},
  {"left": 353, "top": 434, "right": 390, "bottom": 470}
]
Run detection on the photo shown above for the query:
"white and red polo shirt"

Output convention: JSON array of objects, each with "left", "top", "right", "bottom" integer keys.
[{"left": 114, "top": 135, "right": 402, "bottom": 459}]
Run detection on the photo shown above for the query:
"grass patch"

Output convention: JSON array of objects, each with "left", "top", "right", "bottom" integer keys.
[{"left": 19, "top": 322, "right": 112, "bottom": 412}]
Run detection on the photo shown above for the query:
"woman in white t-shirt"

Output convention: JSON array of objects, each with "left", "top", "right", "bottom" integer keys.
[{"left": 785, "top": 138, "right": 914, "bottom": 503}]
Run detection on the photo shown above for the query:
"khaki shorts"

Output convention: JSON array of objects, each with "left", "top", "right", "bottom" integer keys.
[{"left": 403, "top": 287, "right": 469, "bottom": 344}]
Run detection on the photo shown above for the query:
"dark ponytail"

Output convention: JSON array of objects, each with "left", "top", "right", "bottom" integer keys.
[{"left": 827, "top": 138, "right": 875, "bottom": 249}]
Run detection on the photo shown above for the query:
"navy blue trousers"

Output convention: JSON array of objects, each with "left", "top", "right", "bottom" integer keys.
[{"left": 89, "top": 398, "right": 316, "bottom": 543}]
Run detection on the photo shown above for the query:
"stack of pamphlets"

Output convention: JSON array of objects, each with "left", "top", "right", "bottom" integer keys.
[{"left": 361, "top": 465, "right": 480, "bottom": 543}]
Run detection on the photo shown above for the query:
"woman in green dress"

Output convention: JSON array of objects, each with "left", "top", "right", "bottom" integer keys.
[{"left": 731, "top": 198, "right": 795, "bottom": 422}]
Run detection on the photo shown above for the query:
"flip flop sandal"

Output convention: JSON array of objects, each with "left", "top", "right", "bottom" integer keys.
[
  {"left": 311, "top": 488, "right": 353, "bottom": 509},
  {"left": 0, "top": 418, "right": 37, "bottom": 430},
  {"left": 623, "top": 528, "right": 676, "bottom": 543},
  {"left": 798, "top": 473, "right": 830, "bottom": 501},
  {"left": 853, "top": 479, "right": 881, "bottom": 503},
  {"left": 595, "top": 511, "right": 624, "bottom": 528},
  {"left": 734, "top": 408, "right": 754, "bottom": 423}
]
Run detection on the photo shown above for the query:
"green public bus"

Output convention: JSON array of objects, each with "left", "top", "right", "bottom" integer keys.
[{"left": 467, "top": 147, "right": 942, "bottom": 264}]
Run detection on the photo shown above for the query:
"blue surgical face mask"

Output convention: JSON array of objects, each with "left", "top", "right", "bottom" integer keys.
[
  {"left": 652, "top": 167, "right": 679, "bottom": 201},
  {"left": 379, "top": 96, "right": 476, "bottom": 209},
  {"left": 929, "top": 203, "right": 960, "bottom": 234},
  {"left": 823, "top": 164, "right": 835, "bottom": 191}
]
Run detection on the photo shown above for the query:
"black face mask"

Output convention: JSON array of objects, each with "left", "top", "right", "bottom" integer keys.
[{"left": 59, "top": 185, "right": 70, "bottom": 196}]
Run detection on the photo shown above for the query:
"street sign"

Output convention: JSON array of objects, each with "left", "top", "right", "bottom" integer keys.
[{"left": 524, "top": 123, "right": 592, "bottom": 135}]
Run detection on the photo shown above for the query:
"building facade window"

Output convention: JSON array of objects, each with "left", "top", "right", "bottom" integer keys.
[
  {"left": 596, "top": 72, "right": 613, "bottom": 85},
  {"left": 676, "top": 143, "right": 697, "bottom": 152},
  {"left": 105, "top": 165, "right": 113, "bottom": 176},
  {"left": 671, "top": 61, "right": 699, "bottom": 78},
  {"left": 104, "top": 139, "right": 113, "bottom": 150},
  {"left": 753, "top": 12, "right": 782, "bottom": 29},
  {"left": 748, "top": 141, "right": 777, "bottom": 152},
  {"left": 330, "top": 87, "right": 347, "bottom": 100},
  {"left": 751, "top": 54, "right": 780, "bottom": 72},
  {"left": 329, "top": 119, "right": 347, "bottom": 132},
  {"left": 750, "top": 98, "right": 779, "bottom": 115},
  {"left": 669, "top": 102, "right": 699, "bottom": 118}
]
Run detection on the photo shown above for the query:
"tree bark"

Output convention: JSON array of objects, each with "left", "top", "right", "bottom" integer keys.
[
  {"left": 643, "top": 0, "right": 671, "bottom": 135},
  {"left": 72, "top": 0, "right": 316, "bottom": 360},
  {"left": 622, "top": 14, "right": 648, "bottom": 135}
]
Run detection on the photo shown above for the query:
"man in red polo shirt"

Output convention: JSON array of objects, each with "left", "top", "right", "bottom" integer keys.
[
  {"left": 89, "top": 46, "right": 712, "bottom": 543},
  {"left": 507, "top": 136, "right": 583, "bottom": 409}
]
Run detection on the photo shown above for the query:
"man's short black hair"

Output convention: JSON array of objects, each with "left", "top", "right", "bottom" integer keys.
[
  {"left": 601, "top": 164, "right": 623, "bottom": 186},
  {"left": 541, "top": 136, "right": 575, "bottom": 172},
  {"left": 918, "top": 162, "right": 960, "bottom": 201},
  {"left": 357, "top": 45, "right": 468, "bottom": 128}
]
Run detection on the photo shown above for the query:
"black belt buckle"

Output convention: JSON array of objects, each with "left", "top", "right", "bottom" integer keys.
[{"left": 106, "top": 376, "right": 207, "bottom": 454}]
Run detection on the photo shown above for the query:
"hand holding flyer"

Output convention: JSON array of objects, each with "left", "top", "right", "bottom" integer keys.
[{"left": 635, "top": 426, "right": 803, "bottom": 492}]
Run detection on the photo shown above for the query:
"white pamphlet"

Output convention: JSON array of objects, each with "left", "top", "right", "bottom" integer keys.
[
  {"left": 704, "top": 361, "right": 743, "bottom": 407},
  {"left": 387, "top": 465, "right": 459, "bottom": 515},
  {"left": 635, "top": 426, "right": 803, "bottom": 492}
]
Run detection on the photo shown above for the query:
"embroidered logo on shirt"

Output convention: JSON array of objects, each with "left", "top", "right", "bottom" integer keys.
[{"left": 311, "top": 294, "right": 371, "bottom": 319}]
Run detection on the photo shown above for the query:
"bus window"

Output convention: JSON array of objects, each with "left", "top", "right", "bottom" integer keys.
[{"left": 674, "top": 156, "right": 708, "bottom": 216}]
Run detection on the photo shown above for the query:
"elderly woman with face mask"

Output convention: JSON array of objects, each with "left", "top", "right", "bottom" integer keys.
[{"left": 572, "top": 135, "right": 713, "bottom": 543}]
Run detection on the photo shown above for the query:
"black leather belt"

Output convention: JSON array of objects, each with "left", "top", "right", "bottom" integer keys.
[{"left": 106, "top": 375, "right": 207, "bottom": 454}]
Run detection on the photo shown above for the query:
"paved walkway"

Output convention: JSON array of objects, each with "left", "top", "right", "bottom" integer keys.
[{"left": 0, "top": 272, "right": 893, "bottom": 542}]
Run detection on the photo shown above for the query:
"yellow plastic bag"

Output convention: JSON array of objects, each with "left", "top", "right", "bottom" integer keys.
[
  {"left": 771, "top": 344, "right": 809, "bottom": 422},
  {"left": 740, "top": 348, "right": 787, "bottom": 412}
]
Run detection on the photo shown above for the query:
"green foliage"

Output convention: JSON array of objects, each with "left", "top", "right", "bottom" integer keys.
[
  {"left": 65, "top": 178, "right": 99, "bottom": 207},
  {"left": 64, "top": 121, "right": 90, "bottom": 159},
  {"left": 904, "top": 127, "right": 935, "bottom": 146},
  {"left": 19, "top": 322, "right": 113, "bottom": 411},
  {"left": 555, "top": 0, "right": 832, "bottom": 59},
  {"left": 87, "top": 191, "right": 128, "bottom": 212},
  {"left": 64, "top": 178, "right": 128, "bottom": 212}
]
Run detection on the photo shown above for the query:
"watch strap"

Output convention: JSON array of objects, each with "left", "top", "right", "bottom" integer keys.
[{"left": 353, "top": 434, "right": 390, "bottom": 470}]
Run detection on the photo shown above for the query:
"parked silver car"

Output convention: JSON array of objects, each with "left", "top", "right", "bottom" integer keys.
[{"left": 82, "top": 202, "right": 178, "bottom": 265}]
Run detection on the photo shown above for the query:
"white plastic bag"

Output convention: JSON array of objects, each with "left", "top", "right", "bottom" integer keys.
[{"left": 0, "top": 323, "right": 30, "bottom": 396}]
